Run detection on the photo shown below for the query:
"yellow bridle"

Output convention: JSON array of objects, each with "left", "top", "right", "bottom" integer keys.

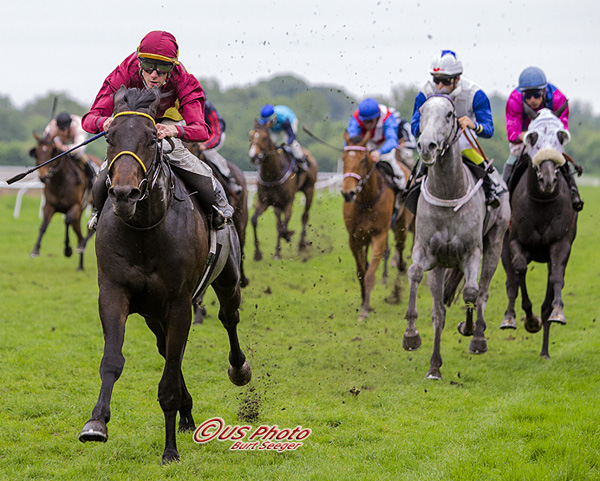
[{"left": 107, "top": 111, "right": 157, "bottom": 173}]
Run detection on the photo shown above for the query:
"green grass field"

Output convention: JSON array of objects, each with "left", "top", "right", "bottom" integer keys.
[{"left": 1, "top": 186, "right": 599, "bottom": 480}]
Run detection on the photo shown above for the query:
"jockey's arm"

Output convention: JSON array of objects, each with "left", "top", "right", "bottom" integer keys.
[
  {"left": 470, "top": 90, "right": 494, "bottom": 138},
  {"left": 283, "top": 120, "right": 296, "bottom": 144}
]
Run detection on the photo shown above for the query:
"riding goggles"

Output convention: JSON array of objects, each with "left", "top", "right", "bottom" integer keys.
[
  {"left": 139, "top": 58, "right": 174, "bottom": 75},
  {"left": 523, "top": 89, "right": 544, "bottom": 100},
  {"left": 432, "top": 76, "right": 456, "bottom": 86}
]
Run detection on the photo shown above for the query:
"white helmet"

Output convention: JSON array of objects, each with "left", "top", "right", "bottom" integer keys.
[{"left": 429, "top": 50, "right": 463, "bottom": 76}]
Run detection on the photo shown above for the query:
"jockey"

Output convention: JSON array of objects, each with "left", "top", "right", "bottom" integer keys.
[
  {"left": 504, "top": 66, "right": 582, "bottom": 210},
  {"left": 43, "top": 112, "right": 97, "bottom": 182},
  {"left": 346, "top": 98, "right": 407, "bottom": 192},
  {"left": 390, "top": 107, "right": 417, "bottom": 169},
  {"left": 258, "top": 104, "right": 309, "bottom": 172},
  {"left": 411, "top": 49, "right": 501, "bottom": 207},
  {"left": 82, "top": 30, "right": 234, "bottom": 230},
  {"left": 198, "top": 100, "right": 242, "bottom": 194}
]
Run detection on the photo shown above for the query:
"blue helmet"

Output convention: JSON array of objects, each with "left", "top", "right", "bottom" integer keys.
[
  {"left": 518, "top": 67, "right": 547, "bottom": 92},
  {"left": 259, "top": 104, "right": 275, "bottom": 124},
  {"left": 358, "top": 98, "right": 380, "bottom": 121}
]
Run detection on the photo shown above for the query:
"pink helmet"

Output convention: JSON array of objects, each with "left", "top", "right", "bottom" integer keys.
[{"left": 137, "top": 31, "right": 180, "bottom": 65}]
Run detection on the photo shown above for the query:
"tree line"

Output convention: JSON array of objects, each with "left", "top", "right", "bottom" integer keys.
[{"left": 1, "top": 75, "right": 599, "bottom": 174}]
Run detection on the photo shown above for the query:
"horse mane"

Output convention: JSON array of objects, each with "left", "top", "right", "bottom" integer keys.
[{"left": 113, "top": 87, "right": 160, "bottom": 116}]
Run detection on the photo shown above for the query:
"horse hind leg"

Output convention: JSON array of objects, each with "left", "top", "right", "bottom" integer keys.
[
  {"left": 212, "top": 256, "right": 252, "bottom": 386},
  {"left": 31, "top": 205, "right": 55, "bottom": 258},
  {"left": 298, "top": 187, "right": 314, "bottom": 251}
]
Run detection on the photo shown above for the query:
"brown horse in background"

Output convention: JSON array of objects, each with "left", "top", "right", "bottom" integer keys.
[
  {"left": 186, "top": 142, "right": 249, "bottom": 287},
  {"left": 29, "top": 132, "right": 101, "bottom": 270},
  {"left": 248, "top": 122, "right": 318, "bottom": 260},
  {"left": 341, "top": 131, "right": 414, "bottom": 320},
  {"left": 78, "top": 87, "right": 251, "bottom": 464}
]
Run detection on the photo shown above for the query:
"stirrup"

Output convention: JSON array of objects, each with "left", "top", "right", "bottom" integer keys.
[
  {"left": 211, "top": 206, "right": 229, "bottom": 230},
  {"left": 87, "top": 211, "right": 99, "bottom": 231}
]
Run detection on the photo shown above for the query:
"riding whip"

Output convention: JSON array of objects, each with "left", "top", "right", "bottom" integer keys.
[
  {"left": 6, "top": 131, "right": 107, "bottom": 185},
  {"left": 301, "top": 125, "right": 344, "bottom": 153}
]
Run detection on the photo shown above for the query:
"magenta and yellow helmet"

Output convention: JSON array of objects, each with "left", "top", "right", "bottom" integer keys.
[{"left": 137, "top": 31, "right": 180, "bottom": 65}]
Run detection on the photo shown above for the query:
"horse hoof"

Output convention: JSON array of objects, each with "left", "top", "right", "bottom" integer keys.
[
  {"left": 65, "top": 247, "right": 73, "bottom": 257},
  {"left": 254, "top": 252, "right": 263, "bottom": 262},
  {"left": 162, "top": 449, "right": 181, "bottom": 464},
  {"left": 425, "top": 369, "right": 442, "bottom": 380},
  {"left": 228, "top": 361, "right": 252, "bottom": 386},
  {"left": 79, "top": 419, "right": 108, "bottom": 443},
  {"left": 500, "top": 317, "right": 517, "bottom": 330},
  {"left": 469, "top": 337, "right": 488, "bottom": 354},
  {"left": 240, "top": 276, "right": 250, "bottom": 288},
  {"left": 30, "top": 252, "right": 40, "bottom": 258},
  {"left": 457, "top": 322, "right": 474, "bottom": 337},
  {"left": 549, "top": 308, "right": 567, "bottom": 325},
  {"left": 524, "top": 314, "right": 542, "bottom": 333},
  {"left": 402, "top": 331, "right": 422, "bottom": 351}
]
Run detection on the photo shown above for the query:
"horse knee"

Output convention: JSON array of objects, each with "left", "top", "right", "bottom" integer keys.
[{"left": 463, "top": 286, "right": 478, "bottom": 304}]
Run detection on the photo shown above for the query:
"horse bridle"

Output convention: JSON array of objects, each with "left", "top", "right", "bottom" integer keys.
[
  {"left": 342, "top": 146, "right": 377, "bottom": 195},
  {"left": 421, "top": 94, "right": 461, "bottom": 159},
  {"left": 251, "top": 128, "right": 296, "bottom": 187},
  {"left": 105, "top": 111, "right": 162, "bottom": 201}
]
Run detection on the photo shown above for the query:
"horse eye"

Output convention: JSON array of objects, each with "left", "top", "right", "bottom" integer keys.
[{"left": 446, "top": 112, "right": 453, "bottom": 120}]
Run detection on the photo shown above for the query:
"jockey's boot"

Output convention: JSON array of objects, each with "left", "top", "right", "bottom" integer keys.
[
  {"left": 227, "top": 173, "right": 243, "bottom": 195},
  {"left": 87, "top": 166, "right": 109, "bottom": 231},
  {"left": 502, "top": 163, "right": 513, "bottom": 184},
  {"left": 562, "top": 167, "right": 584, "bottom": 211},
  {"left": 483, "top": 174, "right": 501, "bottom": 209},
  {"left": 296, "top": 155, "right": 309, "bottom": 172},
  {"left": 173, "top": 167, "right": 234, "bottom": 229}
]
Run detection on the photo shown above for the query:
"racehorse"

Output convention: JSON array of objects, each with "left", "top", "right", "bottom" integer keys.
[
  {"left": 78, "top": 87, "right": 251, "bottom": 464},
  {"left": 248, "top": 122, "right": 318, "bottom": 260},
  {"left": 341, "top": 131, "right": 413, "bottom": 320},
  {"left": 499, "top": 109, "right": 578, "bottom": 359},
  {"left": 403, "top": 94, "right": 510, "bottom": 380},
  {"left": 29, "top": 133, "right": 101, "bottom": 270},
  {"left": 186, "top": 142, "right": 249, "bottom": 288}
]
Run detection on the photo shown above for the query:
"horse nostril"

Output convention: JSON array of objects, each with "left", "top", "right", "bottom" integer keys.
[
  {"left": 428, "top": 142, "right": 437, "bottom": 151},
  {"left": 128, "top": 188, "right": 142, "bottom": 203}
]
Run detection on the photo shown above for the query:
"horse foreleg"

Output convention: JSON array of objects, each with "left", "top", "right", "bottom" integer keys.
[
  {"left": 426, "top": 267, "right": 446, "bottom": 380},
  {"left": 518, "top": 271, "right": 542, "bottom": 333},
  {"left": 251, "top": 201, "right": 268, "bottom": 261},
  {"left": 212, "top": 256, "right": 252, "bottom": 387},
  {"left": 404, "top": 251, "right": 425, "bottom": 351},
  {"left": 545, "top": 243, "right": 571, "bottom": 325},
  {"left": 31, "top": 204, "right": 56, "bottom": 258},
  {"left": 274, "top": 204, "right": 294, "bottom": 259},
  {"left": 500, "top": 233, "right": 519, "bottom": 330},
  {"left": 358, "top": 231, "right": 387, "bottom": 320},
  {"left": 67, "top": 204, "right": 87, "bottom": 269},
  {"left": 79, "top": 286, "right": 130, "bottom": 445},
  {"left": 298, "top": 187, "right": 314, "bottom": 251},
  {"left": 158, "top": 302, "right": 193, "bottom": 464}
]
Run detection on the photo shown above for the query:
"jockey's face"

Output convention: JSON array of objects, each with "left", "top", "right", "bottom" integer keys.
[
  {"left": 141, "top": 67, "right": 169, "bottom": 89},
  {"left": 363, "top": 118, "right": 379, "bottom": 130},
  {"left": 523, "top": 88, "right": 545, "bottom": 110},
  {"left": 433, "top": 75, "right": 459, "bottom": 94}
]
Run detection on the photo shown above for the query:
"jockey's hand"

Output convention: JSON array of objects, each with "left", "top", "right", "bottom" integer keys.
[
  {"left": 458, "top": 116, "right": 475, "bottom": 130},
  {"left": 370, "top": 150, "right": 381, "bottom": 162},
  {"left": 102, "top": 117, "right": 114, "bottom": 132},
  {"left": 198, "top": 143, "right": 207, "bottom": 151},
  {"left": 156, "top": 124, "right": 178, "bottom": 140}
]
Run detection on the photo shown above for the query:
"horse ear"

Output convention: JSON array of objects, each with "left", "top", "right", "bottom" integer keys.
[
  {"left": 343, "top": 130, "right": 350, "bottom": 144},
  {"left": 113, "top": 85, "right": 128, "bottom": 109},
  {"left": 524, "top": 131, "right": 539, "bottom": 147},
  {"left": 557, "top": 130, "right": 571, "bottom": 146},
  {"left": 254, "top": 120, "right": 259, "bottom": 129},
  {"left": 33, "top": 131, "right": 41, "bottom": 141}
]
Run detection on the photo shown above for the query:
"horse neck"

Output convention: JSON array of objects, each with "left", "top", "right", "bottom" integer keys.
[
  {"left": 426, "top": 144, "right": 470, "bottom": 199},
  {"left": 356, "top": 160, "right": 383, "bottom": 203},
  {"left": 259, "top": 144, "right": 287, "bottom": 181}
]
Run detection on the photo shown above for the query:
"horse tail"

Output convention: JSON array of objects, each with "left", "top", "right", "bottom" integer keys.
[{"left": 443, "top": 268, "right": 464, "bottom": 306}]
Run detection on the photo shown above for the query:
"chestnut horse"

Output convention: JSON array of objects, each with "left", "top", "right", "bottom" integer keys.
[
  {"left": 78, "top": 87, "right": 251, "bottom": 464},
  {"left": 341, "top": 131, "right": 414, "bottom": 320},
  {"left": 29, "top": 133, "right": 100, "bottom": 270},
  {"left": 248, "top": 122, "right": 318, "bottom": 260}
]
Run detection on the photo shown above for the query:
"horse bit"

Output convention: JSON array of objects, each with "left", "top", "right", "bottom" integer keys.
[{"left": 343, "top": 146, "right": 377, "bottom": 195}]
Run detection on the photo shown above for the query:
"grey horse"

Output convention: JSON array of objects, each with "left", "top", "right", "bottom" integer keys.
[{"left": 403, "top": 95, "right": 510, "bottom": 380}]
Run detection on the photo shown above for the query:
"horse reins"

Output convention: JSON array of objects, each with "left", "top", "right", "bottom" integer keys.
[{"left": 342, "top": 146, "right": 383, "bottom": 204}]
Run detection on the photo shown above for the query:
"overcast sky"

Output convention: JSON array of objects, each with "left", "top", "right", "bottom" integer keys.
[{"left": 4, "top": 0, "right": 599, "bottom": 117}]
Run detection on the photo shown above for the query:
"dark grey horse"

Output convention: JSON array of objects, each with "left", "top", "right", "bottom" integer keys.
[
  {"left": 403, "top": 95, "right": 510, "bottom": 380},
  {"left": 499, "top": 109, "right": 578, "bottom": 359}
]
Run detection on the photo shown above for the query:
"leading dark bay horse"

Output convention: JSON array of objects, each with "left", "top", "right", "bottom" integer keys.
[
  {"left": 499, "top": 109, "right": 578, "bottom": 359},
  {"left": 29, "top": 133, "right": 101, "bottom": 270},
  {"left": 78, "top": 87, "right": 251, "bottom": 464},
  {"left": 404, "top": 94, "right": 510, "bottom": 380},
  {"left": 342, "top": 131, "right": 414, "bottom": 320},
  {"left": 248, "top": 122, "right": 318, "bottom": 260}
]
